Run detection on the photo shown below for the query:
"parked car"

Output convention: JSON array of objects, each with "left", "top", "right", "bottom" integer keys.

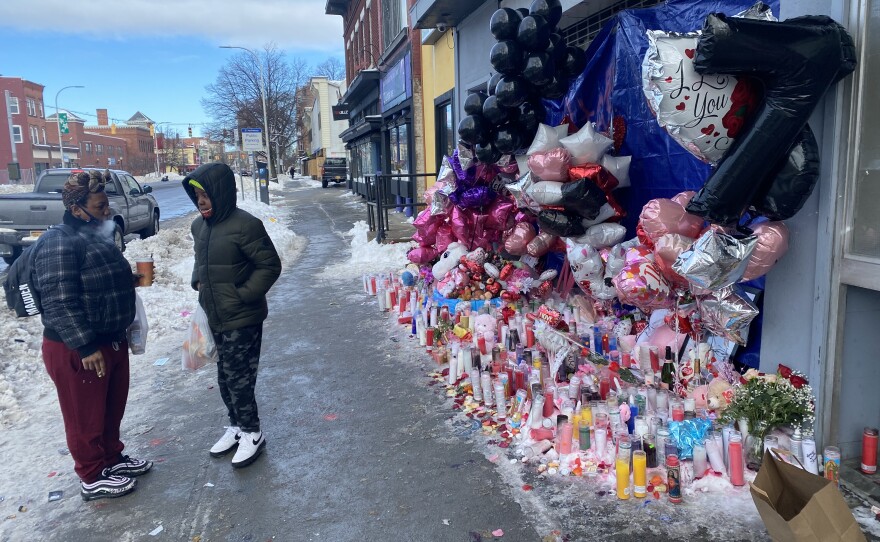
[
  {"left": 321, "top": 157, "right": 348, "bottom": 188},
  {"left": 0, "top": 168, "right": 160, "bottom": 264}
]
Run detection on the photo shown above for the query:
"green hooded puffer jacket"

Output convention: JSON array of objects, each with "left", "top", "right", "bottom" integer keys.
[{"left": 183, "top": 163, "right": 282, "bottom": 332}]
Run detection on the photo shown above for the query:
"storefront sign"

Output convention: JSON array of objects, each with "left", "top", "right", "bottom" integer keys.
[
  {"left": 381, "top": 52, "right": 412, "bottom": 112},
  {"left": 332, "top": 104, "right": 350, "bottom": 120}
]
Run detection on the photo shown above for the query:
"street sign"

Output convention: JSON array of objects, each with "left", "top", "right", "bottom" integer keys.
[
  {"left": 58, "top": 113, "right": 69, "bottom": 134},
  {"left": 241, "top": 128, "right": 262, "bottom": 152}
]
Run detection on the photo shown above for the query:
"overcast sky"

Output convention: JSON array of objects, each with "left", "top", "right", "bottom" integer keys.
[{"left": 0, "top": 0, "right": 344, "bottom": 135}]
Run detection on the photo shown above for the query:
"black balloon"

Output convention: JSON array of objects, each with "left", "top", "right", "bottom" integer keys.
[
  {"left": 482, "top": 95, "right": 510, "bottom": 125},
  {"left": 752, "top": 125, "right": 820, "bottom": 220},
  {"left": 493, "top": 124, "right": 522, "bottom": 154},
  {"left": 538, "top": 77, "right": 568, "bottom": 100},
  {"left": 517, "top": 15, "right": 551, "bottom": 52},
  {"left": 486, "top": 73, "right": 503, "bottom": 96},
  {"left": 685, "top": 13, "right": 856, "bottom": 226},
  {"left": 475, "top": 142, "right": 502, "bottom": 164},
  {"left": 561, "top": 46, "right": 587, "bottom": 78},
  {"left": 495, "top": 76, "right": 529, "bottom": 108},
  {"left": 458, "top": 114, "right": 489, "bottom": 146},
  {"left": 490, "top": 8, "right": 522, "bottom": 41},
  {"left": 490, "top": 40, "right": 525, "bottom": 76},
  {"left": 517, "top": 8, "right": 530, "bottom": 18},
  {"left": 529, "top": 0, "right": 562, "bottom": 29},
  {"left": 464, "top": 92, "right": 489, "bottom": 116},
  {"left": 560, "top": 178, "right": 607, "bottom": 219},
  {"left": 522, "top": 52, "right": 555, "bottom": 87},
  {"left": 518, "top": 101, "right": 542, "bottom": 135},
  {"left": 538, "top": 209, "right": 587, "bottom": 238},
  {"left": 547, "top": 33, "right": 567, "bottom": 65}
]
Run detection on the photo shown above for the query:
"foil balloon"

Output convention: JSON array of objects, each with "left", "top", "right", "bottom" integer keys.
[
  {"left": 559, "top": 178, "right": 606, "bottom": 220},
  {"left": 671, "top": 191, "right": 697, "bottom": 207},
  {"left": 527, "top": 232, "right": 557, "bottom": 257},
  {"left": 539, "top": 269, "right": 558, "bottom": 282},
  {"left": 566, "top": 238, "right": 604, "bottom": 282},
  {"left": 613, "top": 260, "right": 674, "bottom": 312},
  {"left": 437, "top": 156, "right": 456, "bottom": 186},
  {"left": 604, "top": 238, "right": 641, "bottom": 280},
  {"left": 642, "top": 30, "right": 759, "bottom": 165},
  {"left": 435, "top": 224, "right": 455, "bottom": 252},
  {"left": 450, "top": 206, "right": 474, "bottom": 243},
  {"left": 475, "top": 142, "right": 502, "bottom": 165},
  {"left": 526, "top": 124, "right": 562, "bottom": 155},
  {"left": 600, "top": 154, "right": 631, "bottom": 189},
  {"left": 697, "top": 288, "right": 759, "bottom": 346},
  {"left": 485, "top": 199, "right": 516, "bottom": 231},
  {"left": 526, "top": 180, "right": 564, "bottom": 205},
  {"left": 407, "top": 246, "right": 439, "bottom": 265},
  {"left": 537, "top": 209, "right": 587, "bottom": 238},
  {"left": 590, "top": 278, "right": 617, "bottom": 300},
  {"left": 568, "top": 163, "right": 619, "bottom": 193},
  {"left": 639, "top": 198, "right": 704, "bottom": 242},
  {"left": 455, "top": 144, "right": 476, "bottom": 172},
  {"left": 505, "top": 172, "right": 542, "bottom": 212},
  {"left": 528, "top": 148, "right": 571, "bottom": 182},
  {"left": 451, "top": 185, "right": 496, "bottom": 209},
  {"left": 624, "top": 245, "right": 655, "bottom": 265},
  {"left": 572, "top": 223, "right": 627, "bottom": 248},
  {"left": 653, "top": 233, "right": 695, "bottom": 289},
  {"left": 672, "top": 229, "right": 758, "bottom": 291},
  {"left": 503, "top": 222, "right": 537, "bottom": 255},
  {"left": 741, "top": 221, "right": 790, "bottom": 281},
  {"left": 559, "top": 122, "right": 613, "bottom": 166},
  {"left": 583, "top": 203, "right": 618, "bottom": 227},
  {"left": 484, "top": 262, "right": 500, "bottom": 278}
]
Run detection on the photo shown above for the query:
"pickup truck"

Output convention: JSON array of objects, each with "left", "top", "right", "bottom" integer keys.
[
  {"left": 0, "top": 168, "right": 160, "bottom": 264},
  {"left": 321, "top": 157, "right": 348, "bottom": 188}
]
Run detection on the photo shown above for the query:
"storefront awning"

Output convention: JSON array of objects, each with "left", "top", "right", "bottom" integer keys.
[
  {"left": 341, "top": 69, "right": 380, "bottom": 107},
  {"left": 410, "top": 0, "right": 488, "bottom": 29},
  {"left": 340, "top": 116, "right": 382, "bottom": 143}
]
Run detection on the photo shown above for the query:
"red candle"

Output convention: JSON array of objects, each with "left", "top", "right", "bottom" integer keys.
[
  {"left": 525, "top": 323, "right": 535, "bottom": 348},
  {"left": 649, "top": 347, "right": 660, "bottom": 373},
  {"left": 862, "top": 427, "right": 878, "bottom": 474},
  {"left": 671, "top": 401, "right": 685, "bottom": 422},
  {"left": 729, "top": 434, "right": 745, "bottom": 487},
  {"left": 543, "top": 388, "right": 555, "bottom": 417},
  {"left": 505, "top": 366, "right": 515, "bottom": 394},
  {"left": 599, "top": 377, "right": 610, "bottom": 400},
  {"left": 514, "top": 368, "right": 526, "bottom": 394},
  {"left": 530, "top": 427, "right": 554, "bottom": 441},
  {"left": 478, "top": 336, "right": 487, "bottom": 356},
  {"left": 370, "top": 276, "right": 377, "bottom": 295},
  {"left": 426, "top": 328, "right": 434, "bottom": 352}
]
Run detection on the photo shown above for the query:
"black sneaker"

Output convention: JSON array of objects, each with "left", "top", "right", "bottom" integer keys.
[
  {"left": 103, "top": 455, "right": 153, "bottom": 477},
  {"left": 81, "top": 475, "right": 137, "bottom": 502}
]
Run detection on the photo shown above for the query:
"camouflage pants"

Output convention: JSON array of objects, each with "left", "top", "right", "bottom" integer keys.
[{"left": 213, "top": 324, "right": 263, "bottom": 433}]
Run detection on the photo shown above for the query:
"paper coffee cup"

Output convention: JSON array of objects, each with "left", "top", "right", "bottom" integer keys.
[{"left": 136, "top": 258, "right": 154, "bottom": 287}]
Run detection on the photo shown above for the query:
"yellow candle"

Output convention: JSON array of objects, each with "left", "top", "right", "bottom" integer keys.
[
  {"left": 571, "top": 413, "right": 580, "bottom": 437},
  {"left": 582, "top": 404, "right": 592, "bottom": 426},
  {"left": 616, "top": 458, "right": 631, "bottom": 500},
  {"left": 633, "top": 451, "right": 647, "bottom": 498}
]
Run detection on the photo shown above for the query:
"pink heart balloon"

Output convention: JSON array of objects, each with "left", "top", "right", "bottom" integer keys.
[
  {"left": 671, "top": 190, "right": 697, "bottom": 207},
  {"left": 503, "top": 222, "right": 536, "bottom": 256},
  {"left": 741, "top": 221, "right": 789, "bottom": 281},
  {"left": 639, "top": 198, "right": 704, "bottom": 242},
  {"left": 450, "top": 206, "right": 473, "bottom": 243},
  {"left": 527, "top": 232, "right": 557, "bottom": 257},
  {"left": 408, "top": 246, "right": 439, "bottom": 265},
  {"left": 528, "top": 148, "right": 572, "bottom": 182},
  {"left": 435, "top": 224, "right": 455, "bottom": 253}
]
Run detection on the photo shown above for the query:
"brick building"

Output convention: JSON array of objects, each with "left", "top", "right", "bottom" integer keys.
[
  {"left": 0, "top": 76, "right": 53, "bottom": 183},
  {"left": 81, "top": 110, "right": 156, "bottom": 175}
]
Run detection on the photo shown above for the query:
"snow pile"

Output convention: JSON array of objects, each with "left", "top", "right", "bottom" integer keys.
[
  {"left": 0, "top": 183, "right": 34, "bottom": 194},
  {"left": 320, "top": 221, "right": 414, "bottom": 280}
]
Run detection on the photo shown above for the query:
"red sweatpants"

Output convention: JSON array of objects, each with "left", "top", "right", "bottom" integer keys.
[{"left": 42, "top": 338, "right": 130, "bottom": 484}]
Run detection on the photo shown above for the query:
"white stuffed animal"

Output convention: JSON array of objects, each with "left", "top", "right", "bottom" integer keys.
[{"left": 432, "top": 242, "right": 468, "bottom": 280}]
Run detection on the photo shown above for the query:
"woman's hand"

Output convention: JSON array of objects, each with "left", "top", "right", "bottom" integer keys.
[{"left": 82, "top": 350, "right": 106, "bottom": 378}]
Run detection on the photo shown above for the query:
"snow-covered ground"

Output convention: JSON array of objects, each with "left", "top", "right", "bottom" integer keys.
[
  {"left": 320, "top": 220, "right": 414, "bottom": 281},
  {"left": 0, "top": 183, "right": 34, "bottom": 195}
]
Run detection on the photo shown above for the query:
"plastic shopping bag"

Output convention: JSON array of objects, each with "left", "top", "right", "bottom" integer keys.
[
  {"left": 182, "top": 306, "right": 218, "bottom": 371},
  {"left": 127, "top": 293, "right": 148, "bottom": 355}
]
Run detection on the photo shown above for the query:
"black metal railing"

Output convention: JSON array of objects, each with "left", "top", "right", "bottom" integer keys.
[{"left": 363, "top": 172, "right": 435, "bottom": 243}]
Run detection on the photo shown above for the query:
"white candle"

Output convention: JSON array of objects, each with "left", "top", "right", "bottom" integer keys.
[
  {"left": 595, "top": 426, "right": 607, "bottom": 460},
  {"left": 693, "top": 443, "right": 708, "bottom": 478},
  {"left": 706, "top": 437, "right": 726, "bottom": 475},
  {"left": 481, "top": 373, "right": 494, "bottom": 407}
]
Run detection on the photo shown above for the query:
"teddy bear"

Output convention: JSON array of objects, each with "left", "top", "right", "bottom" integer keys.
[
  {"left": 707, "top": 378, "right": 734, "bottom": 412},
  {"left": 432, "top": 242, "right": 468, "bottom": 282}
]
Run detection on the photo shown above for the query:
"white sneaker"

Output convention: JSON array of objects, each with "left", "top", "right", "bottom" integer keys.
[
  {"left": 231, "top": 431, "right": 266, "bottom": 468},
  {"left": 209, "top": 426, "right": 241, "bottom": 458}
]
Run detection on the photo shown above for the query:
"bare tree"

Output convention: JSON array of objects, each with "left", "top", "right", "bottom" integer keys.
[
  {"left": 160, "top": 129, "right": 187, "bottom": 174},
  {"left": 315, "top": 57, "right": 345, "bottom": 80},
  {"left": 202, "top": 44, "right": 310, "bottom": 178}
]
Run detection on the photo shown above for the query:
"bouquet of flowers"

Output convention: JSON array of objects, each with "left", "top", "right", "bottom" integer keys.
[{"left": 721, "top": 363, "right": 816, "bottom": 431}]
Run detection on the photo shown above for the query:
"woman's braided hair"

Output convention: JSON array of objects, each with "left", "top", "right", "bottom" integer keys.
[{"left": 62, "top": 170, "right": 108, "bottom": 211}]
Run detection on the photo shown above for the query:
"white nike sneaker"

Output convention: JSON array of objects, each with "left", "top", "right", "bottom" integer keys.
[
  {"left": 210, "top": 426, "right": 241, "bottom": 458},
  {"left": 231, "top": 431, "right": 266, "bottom": 468}
]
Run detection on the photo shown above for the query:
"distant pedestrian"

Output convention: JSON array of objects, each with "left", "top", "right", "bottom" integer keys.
[
  {"left": 183, "top": 163, "right": 281, "bottom": 468},
  {"left": 35, "top": 170, "right": 152, "bottom": 502},
  {"left": 288, "top": 165, "right": 295, "bottom": 177}
]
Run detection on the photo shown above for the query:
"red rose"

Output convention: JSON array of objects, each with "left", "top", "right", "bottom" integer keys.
[
  {"left": 722, "top": 108, "right": 747, "bottom": 138},
  {"left": 778, "top": 364, "right": 793, "bottom": 379},
  {"left": 790, "top": 375, "right": 808, "bottom": 389},
  {"left": 609, "top": 362, "right": 620, "bottom": 373}
]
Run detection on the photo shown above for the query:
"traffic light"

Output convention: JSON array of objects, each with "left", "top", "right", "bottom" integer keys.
[{"left": 188, "top": 126, "right": 193, "bottom": 137}]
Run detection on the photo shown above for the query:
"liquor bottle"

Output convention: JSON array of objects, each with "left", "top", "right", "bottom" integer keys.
[{"left": 660, "top": 346, "right": 676, "bottom": 390}]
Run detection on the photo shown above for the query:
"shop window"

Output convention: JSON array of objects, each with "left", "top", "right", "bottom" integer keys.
[
  {"left": 846, "top": 0, "right": 880, "bottom": 261},
  {"left": 388, "top": 123, "right": 409, "bottom": 174},
  {"left": 435, "top": 99, "right": 454, "bottom": 171}
]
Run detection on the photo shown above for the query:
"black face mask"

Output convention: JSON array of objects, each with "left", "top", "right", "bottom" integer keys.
[{"left": 76, "top": 205, "right": 101, "bottom": 223}]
